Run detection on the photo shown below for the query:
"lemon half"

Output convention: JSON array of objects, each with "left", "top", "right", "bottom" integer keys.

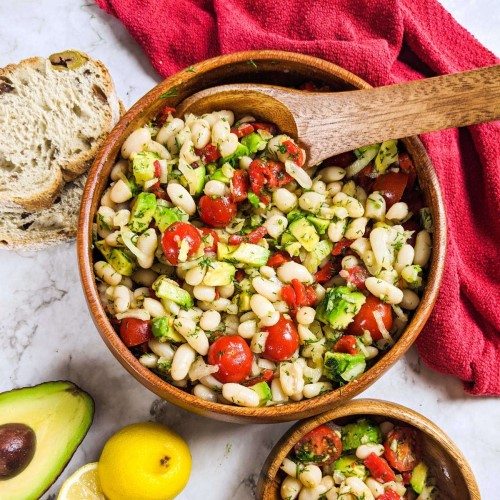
[{"left": 57, "top": 462, "right": 105, "bottom": 500}]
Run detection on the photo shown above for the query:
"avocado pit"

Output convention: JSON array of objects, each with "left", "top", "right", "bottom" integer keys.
[{"left": 0, "top": 423, "right": 36, "bottom": 480}]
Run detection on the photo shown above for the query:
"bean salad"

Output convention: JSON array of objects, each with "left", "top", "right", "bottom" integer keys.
[{"left": 93, "top": 97, "right": 433, "bottom": 408}]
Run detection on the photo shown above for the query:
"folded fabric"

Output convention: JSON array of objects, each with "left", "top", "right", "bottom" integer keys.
[{"left": 96, "top": 0, "right": 500, "bottom": 395}]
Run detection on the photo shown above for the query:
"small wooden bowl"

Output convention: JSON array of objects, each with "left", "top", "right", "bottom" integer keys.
[
  {"left": 258, "top": 399, "right": 480, "bottom": 499},
  {"left": 78, "top": 50, "right": 446, "bottom": 424}
]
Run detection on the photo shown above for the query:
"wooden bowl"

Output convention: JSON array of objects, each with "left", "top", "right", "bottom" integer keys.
[
  {"left": 257, "top": 399, "right": 480, "bottom": 499},
  {"left": 77, "top": 50, "right": 446, "bottom": 424}
]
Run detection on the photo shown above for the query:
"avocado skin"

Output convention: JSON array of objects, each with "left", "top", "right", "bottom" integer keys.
[{"left": 0, "top": 381, "right": 94, "bottom": 500}]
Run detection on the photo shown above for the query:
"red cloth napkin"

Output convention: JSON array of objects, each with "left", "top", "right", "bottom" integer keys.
[{"left": 96, "top": 0, "right": 500, "bottom": 395}]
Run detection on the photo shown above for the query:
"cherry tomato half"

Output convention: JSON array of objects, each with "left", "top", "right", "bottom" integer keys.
[
  {"left": 207, "top": 336, "right": 253, "bottom": 384},
  {"left": 198, "top": 227, "right": 219, "bottom": 254},
  {"left": 161, "top": 222, "right": 202, "bottom": 265},
  {"left": 199, "top": 195, "right": 237, "bottom": 228},
  {"left": 334, "top": 335, "right": 359, "bottom": 355},
  {"left": 372, "top": 171, "right": 408, "bottom": 208},
  {"left": 262, "top": 315, "right": 299, "bottom": 362},
  {"left": 347, "top": 294, "right": 393, "bottom": 341},
  {"left": 294, "top": 425, "right": 342, "bottom": 465},
  {"left": 383, "top": 427, "right": 422, "bottom": 472},
  {"left": 363, "top": 452, "right": 396, "bottom": 483},
  {"left": 377, "top": 491, "right": 400, "bottom": 500},
  {"left": 119, "top": 318, "right": 152, "bottom": 347}
]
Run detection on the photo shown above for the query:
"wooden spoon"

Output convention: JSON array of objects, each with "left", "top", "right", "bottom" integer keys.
[{"left": 177, "top": 65, "right": 500, "bottom": 166}]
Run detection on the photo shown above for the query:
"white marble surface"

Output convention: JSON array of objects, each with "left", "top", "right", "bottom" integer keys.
[{"left": 0, "top": 1, "right": 499, "bottom": 499}]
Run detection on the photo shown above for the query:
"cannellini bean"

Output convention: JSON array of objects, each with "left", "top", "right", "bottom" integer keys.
[
  {"left": 279, "top": 361, "right": 304, "bottom": 396},
  {"left": 116, "top": 307, "right": 150, "bottom": 320},
  {"left": 167, "top": 183, "right": 196, "bottom": 215},
  {"left": 267, "top": 134, "right": 290, "bottom": 157},
  {"left": 96, "top": 206, "right": 115, "bottom": 238},
  {"left": 113, "top": 209, "right": 130, "bottom": 228},
  {"left": 277, "top": 261, "right": 313, "bottom": 284},
  {"left": 345, "top": 477, "right": 374, "bottom": 500},
  {"left": 365, "top": 477, "right": 385, "bottom": 498},
  {"left": 395, "top": 244, "right": 415, "bottom": 274},
  {"left": 264, "top": 214, "right": 288, "bottom": 238},
  {"left": 341, "top": 180, "right": 356, "bottom": 197},
  {"left": 238, "top": 319, "right": 258, "bottom": 339},
  {"left": 384, "top": 481, "right": 406, "bottom": 496},
  {"left": 326, "top": 181, "right": 343, "bottom": 196},
  {"left": 121, "top": 128, "right": 151, "bottom": 158},
  {"left": 148, "top": 339, "right": 175, "bottom": 359},
  {"left": 113, "top": 285, "right": 131, "bottom": 313},
  {"left": 349, "top": 237, "right": 371, "bottom": 257},
  {"left": 171, "top": 343, "right": 196, "bottom": 381},
  {"left": 193, "top": 383, "right": 218, "bottom": 402},
  {"left": 341, "top": 255, "right": 359, "bottom": 270},
  {"left": 370, "top": 227, "right": 394, "bottom": 269},
  {"left": 364, "top": 192, "right": 386, "bottom": 221},
  {"left": 260, "top": 265, "right": 276, "bottom": 279},
  {"left": 94, "top": 261, "right": 122, "bottom": 286},
  {"left": 218, "top": 283, "right": 234, "bottom": 298},
  {"left": 344, "top": 217, "right": 368, "bottom": 240},
  {"left": 215, "top": 110, "right": 235, "bottom": 125},
  {"left": 296, "top": 307, "right": 315, "bottom": 325},
  {"left": 303, "top": 382, "right": 332, "bottom": 398},
  {"left": 281, "top": 476, "right": 302, "bottom": 500},
  {"left": 312, "top": 180, "right": 327, "bottom": 194},
  {"left": 136, "top": 229, "right": 158, "bottom": 268},
  {"left": 156, "top": 118, "right": 184, "bottom": 145},
  {"left": 386, "top": 201, "right": 409, "bottom": 221},
  {"left": 271, "top": 378, "right": 289, "bottom": 403},
  {"left": 355, "top": 443, "right": 385, "bottom": 460},
  {"left": 327, "top": 220, "right": 346, "bottom": 243},
  {"left": 250, "top": 293, "right": 276, "bottom": 319},
  {"left": 332, "top": 192, "right": 364, "bottom": 217},
  {"left": 110, "top": 179, "right": 133, "bottom": 203},
  {"left": 298, "top": 484, "right": 328, "bottom": 500},
  {"left": 139, "top": 352, "right": 159, "bottom": 368},
  {"left": 185, "top": 265, "right": 206, "bottom": 286},
  {"left": 110, "top": 159, "right": 129, "bottom": 181},
  {"left": 198, "top": 297, "right": 231, "bottom": 311},
  {"left": 199, "top": 310, "right": 221, "bottom": 331},
  {"left": 219, "top": 133, "right": 239, "bottom": 157},
  {"left": 212, "top": 118, "right": 230, "bottom": 144},
  {"left": 100, "top": 188, "right": 117, "bottom": 209},
  {"left": 362, "top": 250, "right": 382, "bottom": 276},
  {"left": 356, "top": 186, "right": 368, "bottom": 207},
  {"left": 365, "top": 346, "right": 379, "bottom": 360},
  {"left": 222, "top": 383, "right": 260, "bottom": 407},
  {"left": 147, "top": 140, "right": 171, "bottom": 160},
  {"left": 143, "top": 297, "right": 166, "bottom": 318},
  {"left": 200, "top": 374, "right": 223, "bottom": 391},
  {"left": 377, "top": 269, "right": 398, "bottom": 285},
  {"left": 187, "top": 328, "right": 210, "bottom": 355},
  {"left": 190, "top": 119, "right": 211, "bottom": 149},
  {"left": 252, "top": 276, "right": 281, "bottom": 302},
  {"left": 204, "top": 179, "right": 227, "bottom": 197},
  {"left": 400, "top": 289, "right": 420, "bottom": 310},
  {"left": 250, "top": 331, "right": 269, "bottom": 353},
  {"left": 273, "top": 188, "right": 298, "bottom": 213},
  {"left": 174, "top": 317, "right": 196, "bottom": 337},
  {"left": 281, "top": 457, "right": 301, "bottom": 478},
  {"left": 179, "top": 139, "right": 199, "bottom": 164},
  {"left": 365, "top": 277, "right": 403, "bottom": 304},
  {"left": 298, "top": 464, "right": 322, "bottom": 488},
  {"left": 299, "top": 191, "right": 325, "bottom": 214},
  {"left": 319, "top": 166, "right": 346, "bottom": 182},
  {"left": 132, "top": 269, "right": 158, "bottom": 287},
  {"left": 413, "top": 230, "right": 432, "bottom": 266}
]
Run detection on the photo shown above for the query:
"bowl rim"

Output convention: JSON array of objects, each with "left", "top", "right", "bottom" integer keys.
[
  {"left": 77, "top": 49, "right": 447, "bottom": 423},
  {"left": 257, "top": 398, "right": 480, "bottom": 499}
]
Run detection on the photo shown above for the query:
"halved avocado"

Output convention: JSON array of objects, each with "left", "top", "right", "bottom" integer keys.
[{"left": 0, "top": 381, "right": 94, "bottom": 500}]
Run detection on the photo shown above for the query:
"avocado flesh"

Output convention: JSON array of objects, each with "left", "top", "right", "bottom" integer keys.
[{"left": 0, "top": 381, "right": 94, "bottom": 500}]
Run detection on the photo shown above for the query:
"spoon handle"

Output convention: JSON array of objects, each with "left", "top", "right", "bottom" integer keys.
[{"left": 290, "top": 64, "right": 500, "bottom": 162}]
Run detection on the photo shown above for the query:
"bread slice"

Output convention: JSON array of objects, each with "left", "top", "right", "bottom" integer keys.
[
  {"left": 0, "top": 50, "right": 121, "bottom": 211},
  {"left": 0, "top": 174, "right": 87, "bottom": 250}
]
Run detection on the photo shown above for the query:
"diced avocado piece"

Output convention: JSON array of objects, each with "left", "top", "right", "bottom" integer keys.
[
  {"left": 95, "top": 239, "right": 113, "bottom": 260},
  {"left": 410, "top": 461, "right": 429, "bottom": 494},
  {"left": 132, "top": 151, "right": 159, "bottom": 185},
  {"left": 203, "top": 261, "right": 236, "bottom": 286},
  {"left": 154, "top": 205, "right": 180, "bottom": 232},
  {"left": 286, "top": 208, "right": 306, "bottom": 223},
  {"left": 178, "top": 161, "right": 206, "bottom": 195},
  {"left": 250, "top": 382, "right": 272, "bottom": 406},
  {"left": 280, "top": 231, "right": 296, "bottom": 246},
  {"left": 231, "top": 243, "right": 270, "bottom": 267},
  {"left": 289, "top": 217, "right": 320, "bottom": 252},
  {"left": 241, "top": 132, "right": 267, "bottom": 154},
  {"left": 323, "top": 352, "right": 366, "bottom": 383},
  {"left": 374, "top": 140, "right": 398, "bottom": 174},
  {"left": 307, "top": 215, "right": 331, "bottom": 235},
  {"left": 151, "top": 316, "right": 183, "bottom": 343},
  {"left": 284, "top": 241, "right": 301, "bottom": 257},
  {"left": 216, "top": 242, "right": 234, "bottom": 261},
  {"left": 247, "top": 192, "right": 260, "bottom": 207},
  {"left": 128, "top": 192, "right": 157, "bottom": 233},
  {"left": 238, "top": 291, "right": 252, "bottom": 312},
  {"left": 153, "top": 276, "right": 193, "bottom": 309},
  {"left": 333, "top": 455, "right": 367, "bottom": 479},
  {"left": 341, "top": 418, "right": 382, "bottom": 451},
  {"left": 0, "top": 381, "right": 94, "bottom": 499},
  {"left": 108, "top": 248, "right": 136, "bottom": 276},
  {"left": 221, "top": 143, "right": 249, "bottom": 166},
  {"left": 211, "top": 168, "right": 230, "bottom": 184},
  {"left": 316, "top": 286, "right": 366, "bottom": 330},
  {"left": 304, "top": 240, "right": 333, "bottom": 273}
]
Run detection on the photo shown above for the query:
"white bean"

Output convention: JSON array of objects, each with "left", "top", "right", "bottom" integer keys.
[
  {"left": 273, "top": 188, "right": 298, "bottom": 213},
  {"left": 204, "top": 179, "right": 227, "bottom": 197},
  {"left": 212, "top": 118, "right": 230, "bottom": 144},
  {"left": 386, "top": 201, "right": 409, "bottom": 221},
  {"left": 147, "top": 141, "right": 171, "bottom": 160},
  {"left": 341, "top": 255, "right": 359, "bottom": 270},
  {"left": 365, "top": 346, "right": 379, "bottom": 360},
  {"left": 186, "top": 328, "right": 209, "bottom": 356},
  {"left": 200, "top": 374, "right": 223, "bottom": 391},
  {"left": 356, "top": 186, "right": 368, "bottom": 207},
  {"left": 281, "top": 457, "right": 300, "bottom": 478},
  {"left": 279, "top": 361, "right": 304, "bottom": 396},
  {"left": 395, "top": 244, "right": 415, "bottom": 274},
  {"left": 100, "top": 188, "right": 117, "bottom": 209},
  {"left": 326, "top": 181, "right": 343, "bottom": 196},
  {"left": 342, "top": 180, "right": 356, "bottom": 197},
  {"left": 277, "top": 261, "right": 313, "bottom": 284},
  {"left": 190, "top": 119, "right": 211, "bottom": 149},
  {"left": 170, "top": 343, "right": 196, "bottom": 381},
  {"left": 132, "top": 269, "right": 158, "bottom": 287},
  {"left": 344, "top": 217, "right": 368, "bottom": 240},
  {"left": 365, "top": 477, "right": 385, "bottom": 498},
  {"left": 296, "top": 307, "right": 316, "bottom": 325},
  {"left": 148, "top": 339, "right": 175, "bottom": 359},
  {"left": 252, "top": 276, "right": 281, "bottom": 302},
  {"left": 355, "top": 443, "right": 385, "bottom": 460},
  {"left": 250, "top": 293, "right": 276, "bottom": 319},
  {"left": 364, "top": 192, "right": 386, "bottom": 221},
  {"left": 143, "top": 297, "right": 166, "bottom": 318},
  {"left": 319, "top": 166, "right": 346, "bottom": 182},
  {"left": 365, "top": 277, "right": 403, "bottom": 304},
  {"left": 179, "top": 139, "right": 199, "bottom": 164},
  {"left": 139, "top": 352, "right": 159, "bottom": 368},
  {"left": 298, "top": 484, "right": 328, "bottom": 500},
  {"left": 222, "top": 383, "right": 260, "bottom": 407},
  {"left": 174, "top": 317, "right": 196, "bottom": 337},
  {"left": 250, "top": 331, "right": 269, "bottom": 353},
  {"left": 344, "top": 477, "right": 374, "bottom": 500},
  {"left": 199, "top": 310, "right": 221, "bottom": 331},
  {"left": 219, "top": 133, "right": 239, "bottom": 157},
  {"left": 94, "top": 261, "right": 122, "bottom": 286},
  {"left": 327, "top": 220, "right": 346, "bottom": 243},
  {"left": 370, "top": 227, "right": 394, "bottom": 269},
  {"left": 281, "top": 476, "right": 302, "bottom": 500},
  {"left": 215, "top": 110, "right": 234, "bottom": 125},
  {"left": 260, "top": 265, "right": 276, "bottom": 279},
  {"left": 96, "top": 206, "right": 115, "bottom": 238},
  {"left": 299, "top": 191, "right": 325, "bottom": 214},
  {"left": 136, "top": 229, "right": 157, "bottom": 269},
  {"left": 271, "top": 378, "right": 289, "bottom": 403},
  {"left": 217, "top": 283, "right": 234, "bottom": 298},
  {"left": 110, "top": 159, "right": 129, "bottom": 181},
  {"left": 193, "top": 383, "right": 218, "bottom": 403},
  {"left": 113, "top": 209, "right": 130, "bottom": 228},
  {"left": 238, "top": 319, "right": 258, "bottom": 339},
  {"left": 303, "top": 382, "right": 332, "bottom": 398},
  {"left": 264, "top": 214, "right": 288, "bottom": 239},
  {"left": 110, "top": 179, "right": 133, "bottom": 203},
  {"left": 332, "top": 192, "right": 364, "bottom": 217},
  {"left": 185, "top": 265, "right": 206, "bottom": 286},
  {"left": 121, "top": 128, "right": 151, "bottom": 159},
  {"left": 113, "top": 285, "right": 131, "bottom": 313},
  {"left": 156, "top": 118, "right": 184, "bottom": 145},
  {"left": 312, "top": 180, "right": 327, "bottom": 194},
  {"left": 413, "top": 230, "right": 432, "bottom": 266},
  {"left": 400, "top": 289, "right": 420, "bottom": 310},
  {"left": 298, "top": 464, "right": 322, "bottom": 488},
  {"left": 167, "top": 183, "right": 196, "bottom": 215}
]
